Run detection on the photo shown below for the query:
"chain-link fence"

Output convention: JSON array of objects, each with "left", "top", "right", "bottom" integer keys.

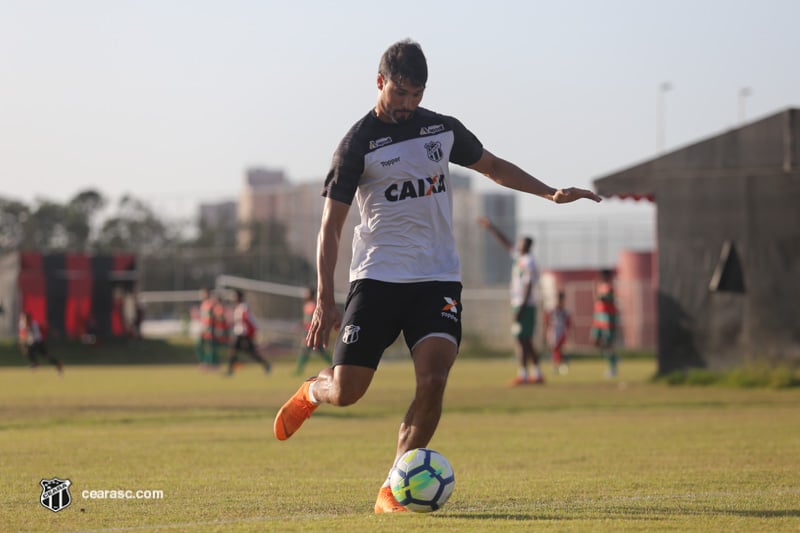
[{"left": 135, "top": 215, "right": 656, "bottom": 351}]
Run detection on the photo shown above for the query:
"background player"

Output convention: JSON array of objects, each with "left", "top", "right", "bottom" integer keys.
[
  {"left": 478, "top": 216, "right": 543, "bottom": 384},
  {"left": 227, "top": 289, "right": 271, "bottom": 376},
  {"left": 19, "top": 312, "right": 63, "bottom": 374},
  {"left": 294, "top": 287, "right": 332, "bottom": 376}
]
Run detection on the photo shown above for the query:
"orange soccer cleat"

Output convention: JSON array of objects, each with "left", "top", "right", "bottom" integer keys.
[
  {"left": 374, "top": 486, "right": 407, "bottom": 514},
  {"left": 273, "top": 378, "right": 319, "bottom": 441}
]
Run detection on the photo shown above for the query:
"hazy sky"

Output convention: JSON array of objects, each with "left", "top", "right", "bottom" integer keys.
[{"left": 1, "top": 0, "right": 798, "bottom": 222}]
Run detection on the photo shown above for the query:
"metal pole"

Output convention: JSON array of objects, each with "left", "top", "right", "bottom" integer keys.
[
  {"left": 657, "top": 82, "right": 672, "bottom": 154},
  {"left": 738, "top": 87, "right": 752, "bottom": 125}
]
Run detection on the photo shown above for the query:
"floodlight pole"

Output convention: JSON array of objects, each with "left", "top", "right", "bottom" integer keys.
[
  {"left": 657, "top": 81, "right": 672, "bottom": 155},
  {"left": 738, "top": 87, "right": 752, "bottom": 125}
]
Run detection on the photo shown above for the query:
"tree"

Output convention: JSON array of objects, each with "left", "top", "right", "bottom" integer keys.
[
  {"left": 95, "top": 194, "right": 180, "bottom": 253},
  {"left": 63, "top": 190, "right": 105, "bottom": 250},
  {"left": 0, "top": 197, "right": 30, "bottom": 249},
  {"left": 243, "top": 218, "right": 312, "bottom": 284},
  {"left": 0, "top": 189, "right": 105, "bottom": 251},
  {"left": 22, "top": 200, "right": 69, "bottom": 250}
]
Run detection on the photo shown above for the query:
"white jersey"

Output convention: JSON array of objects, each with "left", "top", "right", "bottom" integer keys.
[
  {"left": 547, "top": 307, "right": 571, "bottom": 345},
  {"left": 232, "top": 302, "right": 255, "bottom": 337},
  {"left": 323, "top": 107, "right": 484, "bottom": 283},
  {"left": 20, "top": 318, "right": 43, "bottom": 345},
  {"left": 510, "top": 251, "right": 539, "bottom": 307}
]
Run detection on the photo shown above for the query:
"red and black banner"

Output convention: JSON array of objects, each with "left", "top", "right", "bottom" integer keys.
[{"left": 17, "top": 252, "right": 137, "bottom": 339}]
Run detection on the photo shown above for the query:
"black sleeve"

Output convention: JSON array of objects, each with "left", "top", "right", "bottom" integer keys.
[
  {"left": 448, "top": 117, "right": 484, "bottom": 167},
  {"left": 322, "top": 126, "right": 365, "bottom": 205}
]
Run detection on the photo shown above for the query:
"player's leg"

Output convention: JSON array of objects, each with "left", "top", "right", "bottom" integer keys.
[
  {"left": 512, "top": 336, "right": 528, "bottom": 384},
  {"left": 552, "top": 334, "right": 567, "bottom": 374},
  {"left": 522, "top": 336, "right": 543, "bottom": 383},
  {"left": 243, "top": 337, "right": 270, "bottom": 373},
  {"left": 397, "top": 336, "right": 457, "bottom": 454},
  {"left": 309, "top": 364, "right": 375, "bottom": 406},
  {"left": 195, "top": 337, "right": 206, "bottom": 365},
  {"left": 604, "top": 329, "right": 618, "bottom": 377},
  {"left": 275, "top": 279, "right": 397, "bottom": 441},
  {"left": 375, "top": 281, "right": 462, "bottom": 513},
  {"left": 274, "top": 364, "right": 376, "bottom": 441},
  {"left": 37, "top": 342, "right": 63, "bottom": 374},
  {"left": 226, "top": 338, "right": 239, "bottom": 375},
  {"left": 26, "top": 345, "right": 39, "bottom": 367},
  {"left": 513, "top": 306, "right": 540, "bottom": 384},
  {"left": 523, "top": 306, "right": 543, "bottom": 382},
  {"left": 209, "top": 339, "right": 220, "bottom": 367},
  {"left": 375, "top": 336, "right": 458, "bottom": 514},
  {"left": 511, "top": 306, "right": 527, "bottom": 383}
]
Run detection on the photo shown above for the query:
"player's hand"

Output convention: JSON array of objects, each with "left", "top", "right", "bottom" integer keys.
[
  {"left": 552, "top": 187, "right": 602, "bottom": 204},
  {"left": 476, "top": 216, "right": 490, "bottom": 228},
  {"left": 305, "top": 299, "right": 341, "bottom": 350}
]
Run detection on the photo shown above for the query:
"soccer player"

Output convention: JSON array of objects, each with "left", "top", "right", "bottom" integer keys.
[
  {"left": 226, "top": 290, "right": 271, "bottom": 376},
  {"left": 18, "top": 312, "right": 63, "bottom": 374},
  {"left": 590, "top": 269, "right": 619, "bottom": 377},
  {"left": 195, "top": 287, "right": 214, "bottom": 368},
  {"left": 478, "top": 217, "right": 543, "bottom": 384},
  {"left": 273, "top": 39, "right": 601, "bottom": 513},
  {"left": 209, "top": 290, "right": 229, "bottom": 368},
  {"left": 294, "top": 287, "right": 332, "bottom": 376},
  {"left": 545, "top": 290, "right": 572, "bottom": 375}
]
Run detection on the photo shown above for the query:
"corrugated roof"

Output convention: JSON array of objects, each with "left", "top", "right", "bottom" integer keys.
[{"left": 593, "top": 108, "right": 799, "bottom": 200}]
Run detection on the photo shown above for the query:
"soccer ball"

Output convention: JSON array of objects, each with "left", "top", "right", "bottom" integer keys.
[{"left": 389, "top": 448, "right": 455, "bottom": 512}]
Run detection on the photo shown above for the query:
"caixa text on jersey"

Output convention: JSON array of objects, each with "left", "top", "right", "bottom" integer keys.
[{"left": 384, "top": 175, "right": 446, "bottom": 202}]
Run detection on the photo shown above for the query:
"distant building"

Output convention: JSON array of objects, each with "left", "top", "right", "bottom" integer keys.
[
  {"left": 237, "top": 168, "right": 290, "bottom": 250},
  {"left": 246, "top": 167, "right": 289, "bottom": 188},
  {"left": 199, "top": 201, "right": 236, "bottom": 227}
]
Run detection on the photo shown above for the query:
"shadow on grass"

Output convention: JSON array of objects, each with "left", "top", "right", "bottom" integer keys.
[
  {"left": 654, "top": 365, "right": 800, "bottom": 389},
  {"left": 0, "top": 337, "right": 198, "bottom": 366}
]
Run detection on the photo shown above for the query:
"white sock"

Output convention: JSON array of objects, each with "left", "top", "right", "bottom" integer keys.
[
  {"left": 382, "top": 458, "right": 399, "bottom": 488},
  {"left": 307, "top": 381, "right": 321, "bottom": 405}
]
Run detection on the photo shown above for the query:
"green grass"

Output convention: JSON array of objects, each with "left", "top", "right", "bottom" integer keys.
[
  {"left": 656, "top": 364, "right": 800, "bottom": 389},
  {"left": 1, "top": 358, "right": 799, "bottom": 532}
]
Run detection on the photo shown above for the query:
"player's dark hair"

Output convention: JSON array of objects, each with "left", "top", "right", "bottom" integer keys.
[{"left": 378, "top": 39, "right": 428, "bottom": 88}]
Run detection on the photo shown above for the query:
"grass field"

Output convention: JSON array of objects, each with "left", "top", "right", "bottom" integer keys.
[{"left": 1, "top": 357, "right": 799, "bottom": 532}]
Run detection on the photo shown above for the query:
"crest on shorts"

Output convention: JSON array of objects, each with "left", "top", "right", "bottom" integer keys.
[
  {"left": 40, "top": 478, "right": 72, "bottom": 513},
  {"left": 425, "top": 140, "right": 443, "bottom": 162},
  {"left": 342, "top": 324, "right": 360, "bottom": 344}
]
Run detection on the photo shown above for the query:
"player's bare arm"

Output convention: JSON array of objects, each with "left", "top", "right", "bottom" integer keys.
[
  {"left": 306, "top": 197, "right": 348, "bottom": 350},
  {"left": 477, "top": 217, "right": 514, "bottom": 251},
  {"left": 468, "top": 149, "right": 602, "bottom": 203}
]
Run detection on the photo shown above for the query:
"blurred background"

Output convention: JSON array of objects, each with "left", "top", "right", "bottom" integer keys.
[{"left": 1, "top": 0, "right": 798, "bottom": 370}]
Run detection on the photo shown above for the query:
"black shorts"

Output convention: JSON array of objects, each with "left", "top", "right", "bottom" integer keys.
[
  {"left": 27, "top": 341, "right": 47, "bottom": 358},
  {"left": 332, "top": 279, "right": 463, "bottom": 369},
  {"left": 233, "top": 336, "right": 256, "bottom": 352}
]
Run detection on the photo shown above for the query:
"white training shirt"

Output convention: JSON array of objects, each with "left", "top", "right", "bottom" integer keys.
[
  {"left": 323, "top": 107, "right": 484, "bottom": 283},
  {"left": 510, "top": 251, "right": 539, "bottom": 307}
]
